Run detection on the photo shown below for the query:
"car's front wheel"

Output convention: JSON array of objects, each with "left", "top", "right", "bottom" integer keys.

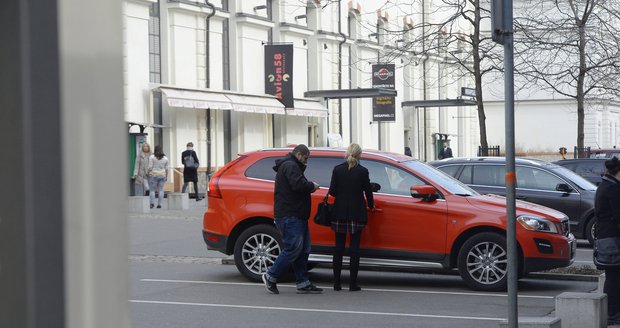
[
  {"left": 586, "top": 218, "right": 596, "bottom": 246},
  {"left": 458, "top": 232, "right": 509, "bottom": 291},
  {"left": 233, "top": 224, "right": 281, "bottom": 282}
]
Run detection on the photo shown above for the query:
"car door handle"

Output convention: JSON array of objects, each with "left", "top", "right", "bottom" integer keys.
[{"left": 516, "top": 195, "right": 527, "bottom": 200}]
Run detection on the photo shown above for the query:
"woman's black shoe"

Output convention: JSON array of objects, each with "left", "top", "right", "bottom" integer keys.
[
  {"left": 349, "top": 284, "right": 361, "bottom": 292},
  {"left": 333, "top": 283, "right": 341, "bottom": 291}
]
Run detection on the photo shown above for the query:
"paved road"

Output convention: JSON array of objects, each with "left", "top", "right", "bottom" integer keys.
[{"left": 128, "top": 197, "right": 604, "bottom": 328}]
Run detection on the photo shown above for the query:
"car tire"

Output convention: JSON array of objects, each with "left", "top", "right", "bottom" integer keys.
[
  {"left": 458, "top": 232, "right": 509, "bottom": 292},
  {"left": 234, "top": 224, "right": 282, "bottom": 282},
  {"left": 586, "top": 218, "right": 596, "bottom": 246}
]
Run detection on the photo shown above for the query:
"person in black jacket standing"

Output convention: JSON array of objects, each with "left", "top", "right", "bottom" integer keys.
[
  {"left": 595, "top": 157, "right": 620, "bottom": 325},
  {"left": 181, "top": 142, "right": 201, "bottom": 201},
  {"left": 328, "top": 143, "right": 374, "bottom": 291},
  {"left": 262, "top": 144, "right": 322, "bottom": 295}
]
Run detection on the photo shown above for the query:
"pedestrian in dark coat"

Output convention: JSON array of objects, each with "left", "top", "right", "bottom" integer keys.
[
  {"left": 328, "top": 143, "right": 374, "bottom": 291},
  {"left": 262, "top": 144, "right": 323, "bottom": 295},
  {"left": 595, "top": 156, "right": 620, "bottom": 325},
  {"left": 181, "top": 142, "right": 202, "bottom": 201},
  {"left": 438, "top": 143, "right": 453, "bottom": 159}
]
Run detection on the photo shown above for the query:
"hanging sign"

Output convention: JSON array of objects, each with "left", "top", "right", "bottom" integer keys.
[
  {"left": 264, "top": 44, "right": 294, "bottom": 109},
  {"left": 372, "top": 64, "right": 396, "bottom": 122}
]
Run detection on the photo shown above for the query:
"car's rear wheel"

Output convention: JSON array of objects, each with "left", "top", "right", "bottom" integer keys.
[
  {"left": 458, "top": 232, "right": 509, "bottom": 291},
  {"left": 234, "top": 224, "right": 281, "bottom": 282}
]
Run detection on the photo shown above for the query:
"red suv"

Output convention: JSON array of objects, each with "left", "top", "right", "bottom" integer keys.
[{"left": 203, "top": 148, "right": 575, "bottom": 291}]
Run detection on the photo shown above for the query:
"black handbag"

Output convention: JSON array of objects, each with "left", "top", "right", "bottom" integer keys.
[
  {"left": 313, "top": 194, "right": 333, "bottom": 227},
  {"left": 593, "top": 236, "right": 620, "bottom": 269}
]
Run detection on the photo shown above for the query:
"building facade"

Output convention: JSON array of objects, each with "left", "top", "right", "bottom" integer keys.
[{"left": 123, "top": 0, "right": 478, "bottom": 190}]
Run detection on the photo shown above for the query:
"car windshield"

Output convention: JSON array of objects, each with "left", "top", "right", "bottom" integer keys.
[
  {"left": 548, "top": 164, "right": 597, "bottom": 191},
  {"left": 403, "top": 160, "right": 479, "bottom": 196}
]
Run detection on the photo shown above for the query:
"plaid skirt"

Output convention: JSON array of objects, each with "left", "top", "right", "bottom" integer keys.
[{"left": 331, "top": 219, "right": 366, "bottom": 234}]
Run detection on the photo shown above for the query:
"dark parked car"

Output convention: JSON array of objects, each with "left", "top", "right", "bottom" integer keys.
[
  {"left": 553, "top": 158, "right": 606, "bottom": 186},
  {"left": 429, "top": 157, "right": 597, "bottom": 245}
]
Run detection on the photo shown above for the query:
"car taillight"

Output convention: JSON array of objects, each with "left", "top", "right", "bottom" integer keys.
[{"left": 207, "top": 155, "right": 247, "bottom": 198}]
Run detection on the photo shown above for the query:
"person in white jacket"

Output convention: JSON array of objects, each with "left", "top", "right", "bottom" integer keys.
[
  {"left": 147, "top": 145, "right": 169, "bottom": 208},
  {"left": 132, "top": 142, "right": 151, "bottom": 196}
]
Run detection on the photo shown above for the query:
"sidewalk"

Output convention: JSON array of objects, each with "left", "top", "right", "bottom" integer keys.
[{"left": 128, "top": 194, "right": 207, "bottom": 220}]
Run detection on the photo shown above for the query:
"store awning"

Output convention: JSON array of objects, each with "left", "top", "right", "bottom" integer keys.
[
  {"left": 160, "top": 87, "right": 233, "bottom": 110},
  {"left": 226, "top": 94, "right": 285, "bottom": 115},
  {"left": 159, "top": 86, "right": 285, "bottom": 114},
  {"left": 286, "top": 99, "right": 328, "bottom": 118}
]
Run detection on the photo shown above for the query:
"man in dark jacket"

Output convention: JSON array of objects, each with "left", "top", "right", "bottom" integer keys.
[
  {"left": 262, "top": 144, "right": 322, "bottom": 295},
  {"left": 438, "top": 143, "right": 453, "bottom": 159},
  {"left": 181, "top": 142, "right": 201, "bottom": 201}
]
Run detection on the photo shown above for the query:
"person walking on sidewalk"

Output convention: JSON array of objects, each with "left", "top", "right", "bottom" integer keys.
[
  {"left": 181, "top": 142, "right": 202, "bottom": 201},
  {"left": 262, "top": 144, "right": 323, "bottom": 295},
  {"left": 328, "top": 143, "right": 374, "bottom": 291},
  {"left": 147, "top": 145, "right": 169, "bottom": 209},
  {"left": 132, "top": 142, "right": 151, "bottom": 196}
]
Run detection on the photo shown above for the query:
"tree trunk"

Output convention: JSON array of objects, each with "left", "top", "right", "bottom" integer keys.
[
  {"left": 577, "top": 22, "right": 586, "bottom": 153},
  {"left": 473, "top": 0, "right": 488, "bottom": 150}
]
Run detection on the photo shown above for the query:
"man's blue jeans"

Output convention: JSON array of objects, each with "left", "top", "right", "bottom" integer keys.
[{"left": 265, "top": 216, "right": 311, "bottom": 289}]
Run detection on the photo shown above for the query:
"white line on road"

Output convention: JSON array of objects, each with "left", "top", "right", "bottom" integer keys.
[
  {"left": 129, "top": 299, "right": 505, "bottom": 322},
  {"left": 139, "top": 278, "right": 553, "bottom": 299}
]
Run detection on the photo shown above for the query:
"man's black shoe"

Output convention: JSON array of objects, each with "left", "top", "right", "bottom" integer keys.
[
  {"left": 296, "top": 284, "right": 323, "bottom": 294},
  {"left": 262, "top": 274, "right": 279, "bottom": 294}
]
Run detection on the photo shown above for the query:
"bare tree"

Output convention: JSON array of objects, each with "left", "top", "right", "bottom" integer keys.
[
  {"left": 377, "top": 0, "right": 504, "bottom": 151},
  {"left": 514, "top": 0, "right": 620, "bottom": 152}
]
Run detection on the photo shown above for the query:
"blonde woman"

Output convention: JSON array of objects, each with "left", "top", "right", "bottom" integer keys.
[
  {"left": 328, "top": 143, "right": 375, "bottom": 291},
  {"left": 132, "top": 142, "right": 151, "bottom": 196}
]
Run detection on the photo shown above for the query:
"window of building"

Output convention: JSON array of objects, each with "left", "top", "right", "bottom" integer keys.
[
  {"left": 152, "top": 91, "right": 163, "bottom": 148},
  {"left": 148, "top": 1, "right": 161, "bottom": 83},
  {"left": 222, "top": 18, "right": 230, "bottom": 90}
]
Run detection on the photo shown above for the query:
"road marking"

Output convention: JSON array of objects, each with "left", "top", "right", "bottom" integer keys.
[
  {"left": 139, "top": 278, "right": 553, "bottom": 299},
  {"left": 129, "top": 299, "right": 504, "bottom": 322}
]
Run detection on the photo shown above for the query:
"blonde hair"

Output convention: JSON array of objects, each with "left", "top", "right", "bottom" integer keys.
[
  {"left": 346, "top": 143, "right": 362, "bottom": 170},
  {"left": 141, "top": 142, "right": 151, "bottom": 153}
]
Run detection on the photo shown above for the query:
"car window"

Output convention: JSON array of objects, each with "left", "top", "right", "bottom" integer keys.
[
  {"left": 574, "top": 162, "right": 605, "bottom": 178},
  {"left": 549, "top": 165, "right": 597, "bottom": 191},
  {"left": 459, "top": 165, "right": 473, "bottom": 184},
  {"left": 305, "top": 156, "right": 343, "bottom": 187},
  {"left": 472, "top": 165, "right": 505, "bottom": 187},
  {"left": 244, "top": 156, "right": 341, "bottom": 187},
  {"left": 361, "top": 160, "right": 425, "bottom": 195},
  {"left": 437, "top": 165, "right": 460, "bottom": 178},
  {"left": 516, "top": 166, "right": 565, "bottom": 191},
  {"left": 245, "top": 157, "right": 278, "bottom": 181},
  {"left": 403, "top": 161, "right": 478, "bottom": 196}
]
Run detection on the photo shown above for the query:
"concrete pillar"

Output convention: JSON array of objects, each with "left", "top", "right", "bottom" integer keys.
[
  {"left": 556, "top": 292, "right": 607, "bottom": 328},
  {"left": 168, "top": 192, "right": 189, "bottom": 210},
  {"left": 128, "top": 196, "right": 151, "bottom": 213},
  {"left": 599, "top": 273, "right": 606, "bottom": 293}
]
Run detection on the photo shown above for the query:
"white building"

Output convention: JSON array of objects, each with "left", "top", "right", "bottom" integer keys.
[{"left": 123, "top": 0, "right": 478, "bottom": 191}]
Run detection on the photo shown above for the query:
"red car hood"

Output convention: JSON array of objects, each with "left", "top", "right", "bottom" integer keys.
[{"left": 466, "top": 194, "right": 567, "bottom": 221}]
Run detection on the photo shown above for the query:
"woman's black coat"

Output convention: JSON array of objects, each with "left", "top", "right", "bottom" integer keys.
[
  {"left": 595, "top": 174, "right": 620, "bottom": 239},
  {"left": 328, "top": 162, "right": 374, "bottom": 223},
  {"left": 181, "top": 150, "right": 199, "bottom": 182}
]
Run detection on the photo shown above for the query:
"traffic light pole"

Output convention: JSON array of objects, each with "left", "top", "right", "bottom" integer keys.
[{"left": 492, "top": 0, "right": 517, "bottom": 326}]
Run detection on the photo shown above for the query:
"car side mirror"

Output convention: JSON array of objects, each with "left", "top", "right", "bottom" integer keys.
[
  {"left": 410, "top": 185, "right": 438, "bottom": 202},
  {"left": 370, "top": 182, "right": 381, "bottom": 192},
  {"left": 556, "top": 183, "right": 573, "bottom": 193}
]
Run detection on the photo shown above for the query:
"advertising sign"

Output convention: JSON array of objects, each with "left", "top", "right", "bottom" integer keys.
[
  {"left": 372, "top": 64, "right": 395, "bottom": 122},
  {"left": 264, "top": 44, "right": 294, "bottom": 109}
]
